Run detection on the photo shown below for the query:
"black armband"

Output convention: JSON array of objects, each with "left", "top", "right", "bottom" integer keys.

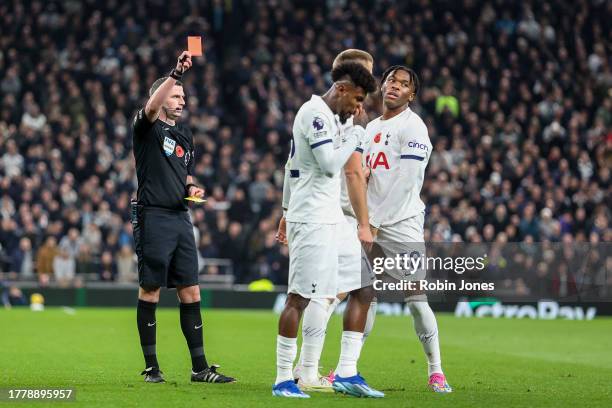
[{"left": 170, "top": 68, "right": 183, "bottom": 80}]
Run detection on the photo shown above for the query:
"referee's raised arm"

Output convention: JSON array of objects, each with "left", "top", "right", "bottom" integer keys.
[{"left": 143, "top": 51, "right": 193, "bottom": 122}]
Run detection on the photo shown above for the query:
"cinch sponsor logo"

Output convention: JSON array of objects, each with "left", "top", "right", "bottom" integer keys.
[{"left": 408, "top": 140, "right": 428, "bottom": 151}]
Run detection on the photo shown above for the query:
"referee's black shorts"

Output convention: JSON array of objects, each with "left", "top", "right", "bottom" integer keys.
[{"left": 132, "top": 205, "right": 199, "bottom": 288}]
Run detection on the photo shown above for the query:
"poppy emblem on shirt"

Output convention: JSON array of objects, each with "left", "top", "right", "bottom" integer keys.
[
  {"left": 374, "top": 132, "right": 381, "bottom": 143},
  {"left": 175, "top": 145, "right": 184, "bottom": 158}
]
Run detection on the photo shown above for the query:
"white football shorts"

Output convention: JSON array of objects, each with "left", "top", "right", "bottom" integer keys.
[
  {"left": 337, "top": 215, "right": 376, "bottom": 294},
  {"left": 287, "top": 221, "right": 338, "bottom": 298}
]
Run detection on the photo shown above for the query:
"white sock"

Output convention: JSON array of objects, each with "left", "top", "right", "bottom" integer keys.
[
  {"left": 275, "top": 335, "right": 297, "bottom": 385},
  {"left": 362, "top": 301, "right": 377, "bottom": 344},
  {"left": 299, "top": 298, "right": 331, "bottom": 381},
  {"left": 297, "top": 298, "right": 338, "bottom": 368},
  {"left": 335, "top": 331, "right": 363, "bottom": 378},
  {"left": 407, "top": 299, "right": 442, "bottom": 376}
]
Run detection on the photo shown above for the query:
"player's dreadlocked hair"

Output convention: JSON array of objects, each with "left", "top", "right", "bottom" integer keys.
[
  {"left": 331, "top": 62, "right": 377, "bottom": 94},
  {"left": 380, "top": 65, "right": 420, "bottom": 96}
]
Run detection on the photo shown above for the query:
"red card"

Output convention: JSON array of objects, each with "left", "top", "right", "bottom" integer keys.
[{"left": 187, "top": 36, "right": 203, "bottom": 56}]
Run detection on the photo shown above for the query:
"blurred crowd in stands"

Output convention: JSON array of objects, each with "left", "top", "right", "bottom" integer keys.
[{"left": 0, "top": 0, "right": 610, "bottom": 295}]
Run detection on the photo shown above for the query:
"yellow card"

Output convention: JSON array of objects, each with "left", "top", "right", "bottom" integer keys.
[{"left": 185, "top": 196, "right": 206, "bottom": 203}]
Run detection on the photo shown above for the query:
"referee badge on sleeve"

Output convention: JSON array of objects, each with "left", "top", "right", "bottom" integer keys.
[{"left": 163, "top": 136, "right": 176, "bottom": 156}]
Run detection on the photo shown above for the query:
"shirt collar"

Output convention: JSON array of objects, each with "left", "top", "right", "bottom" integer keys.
[{"left": 380, "top": 106, "right": 412, "bottom": 123}]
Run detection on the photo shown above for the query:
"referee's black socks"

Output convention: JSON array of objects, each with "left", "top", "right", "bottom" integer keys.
[
  {"left": 179, "top": 301, "right": 209, "bottom": 372},
  {"left": 137, "top": 299, "right": 159, "bottom": 369}
]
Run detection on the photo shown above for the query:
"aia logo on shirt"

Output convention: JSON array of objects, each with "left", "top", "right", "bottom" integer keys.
[{"left": 367, "top": 152, "right": 390, "bottom": 170}]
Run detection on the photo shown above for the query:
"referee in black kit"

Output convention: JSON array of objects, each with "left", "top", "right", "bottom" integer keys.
[{"left": 132, "top": 50, "right": 235, "bottom": 384}]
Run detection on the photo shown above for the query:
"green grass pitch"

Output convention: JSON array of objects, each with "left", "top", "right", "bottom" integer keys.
[{"left": 1, "top": 307, "right": 611, "bottom": 407}]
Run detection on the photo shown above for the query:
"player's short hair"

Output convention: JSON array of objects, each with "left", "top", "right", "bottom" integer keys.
[
  {"left": 380, "top": 65, "right": 420, "bottom": 96},
  {"left": 332, "top": 49, "right": 374, "bottom": 71},
  {"left": 331, "top": 62, "right": 377, "bottom": 94},
  {"left": 149, "top": 77, "right": 183, "bottom": 97}
]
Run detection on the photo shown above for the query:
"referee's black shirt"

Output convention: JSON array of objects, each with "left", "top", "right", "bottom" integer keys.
[{"left": 132, "top": 109, "right": 195, "bottom": 211}]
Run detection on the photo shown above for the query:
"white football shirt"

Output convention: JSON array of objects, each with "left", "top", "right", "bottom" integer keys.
[
  {"left": 286, "top": 95, "right": 346, "bottom": 224},
  {"left": 365, "top": 107, "right": 432, "bottom": 228}
]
